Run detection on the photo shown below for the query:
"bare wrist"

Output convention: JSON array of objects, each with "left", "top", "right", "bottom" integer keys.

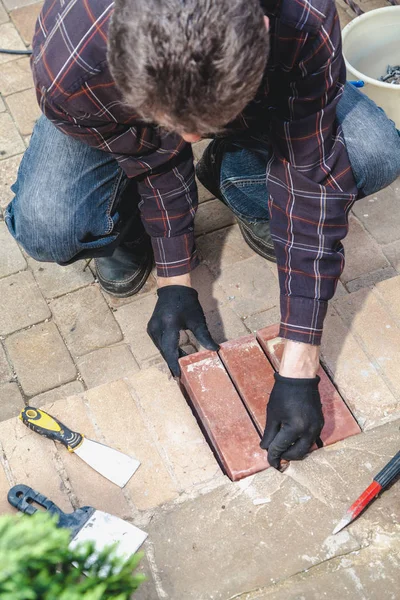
[
  {"left": 157, "top": 273, "right": 192, "bottom": 288},
  {"left": 279, "top": 340, "right": 320, "bottom": 379}
]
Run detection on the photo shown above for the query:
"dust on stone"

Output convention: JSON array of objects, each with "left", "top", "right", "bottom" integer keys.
[{"left": 379, "top": 65, "right": 400, "bottom": 85}]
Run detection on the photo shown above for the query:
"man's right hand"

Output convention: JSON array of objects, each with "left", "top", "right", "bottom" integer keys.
[{"left": 260, "top": 373, "right": 324, "bottom": 469}]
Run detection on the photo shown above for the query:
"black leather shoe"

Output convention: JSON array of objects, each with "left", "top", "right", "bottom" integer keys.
[
  {"left": 95, "top": 234, "right": 153, "bottom": 297},
  {"left": 196, "top": 139, "right": 276, "bottom": 263}
]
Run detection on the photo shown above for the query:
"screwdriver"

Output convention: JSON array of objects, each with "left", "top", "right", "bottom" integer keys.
[{"left": 333, "top": 450, "right": 400, "bottom": 535}]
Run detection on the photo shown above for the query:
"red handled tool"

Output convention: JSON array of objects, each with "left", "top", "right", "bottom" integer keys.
[{"left": 333, "top": 450, "right": 400, "bottom": 535}]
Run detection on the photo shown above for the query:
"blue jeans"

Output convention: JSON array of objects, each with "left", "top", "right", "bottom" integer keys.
[
  {"left": 218, "top": 82, "right": 400, "bottom": 224},
  {"left": 5, "top": 83, "right": 400, "bottom": 262}
]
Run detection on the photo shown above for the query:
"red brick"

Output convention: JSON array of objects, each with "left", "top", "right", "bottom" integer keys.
[
  {"left": 179, "top": 351, "right": 269, "bottom": 481},
  {"left": 256, "top": 326, "right": 361, "bottom": 446},
  {"left": 219, "top": 336, "right": 275, "bottom": 434}
]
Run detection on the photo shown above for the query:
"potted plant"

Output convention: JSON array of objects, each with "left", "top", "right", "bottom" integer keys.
[{"left": 0, "top": 512, "right": 145, "bottom": 599}]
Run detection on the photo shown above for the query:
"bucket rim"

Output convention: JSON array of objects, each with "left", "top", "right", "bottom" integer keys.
[{"left": 342, "top": 5, "right": 400, "bottom": 90}]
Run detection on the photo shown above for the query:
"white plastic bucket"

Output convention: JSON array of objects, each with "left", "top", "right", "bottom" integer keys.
[{"left": 342, "top": 6, "right": 400, "bottom": 128}]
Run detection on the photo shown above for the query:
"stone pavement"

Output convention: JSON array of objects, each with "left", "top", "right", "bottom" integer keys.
[{"left": 0, "top": 0, "right": 400, "bottom": 598}]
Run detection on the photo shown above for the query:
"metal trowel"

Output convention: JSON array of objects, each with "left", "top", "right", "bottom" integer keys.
[
  {"left": 20, "top": 407, "right": 140, "bottom": 488},
  {"left": 8, "top": 484, "right": 147, "bottom": 559}
]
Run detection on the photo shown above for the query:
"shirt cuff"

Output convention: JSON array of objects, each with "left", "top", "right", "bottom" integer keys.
[
  {"left": 279, "top": 295, "right": 328, "bottom": 345},
  {"left": 152, "top": 232, "right": 199, "bottom": 277}
]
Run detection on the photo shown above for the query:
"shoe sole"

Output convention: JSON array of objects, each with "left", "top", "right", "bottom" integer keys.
[
  {"left": 96, "top": 257, "right": 154, "bottom": 298},
  {"left": 238, "top": 220, "right": 277, "bottom": 263}
]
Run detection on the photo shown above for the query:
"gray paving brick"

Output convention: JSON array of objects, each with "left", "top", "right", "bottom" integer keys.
[
  {"left": 192, "top": 139, "right": 211, "bottom": 163},
  {"left": 243, "top": 306, "right": 281, "bottom": 333},
  {"left": 0, "top": 153, "right": 22, "bottom": 209},
  {"left": 0, "top": 382, "right": 24, "bottom": 420},
  {"left": 197, "top": 224, "right": 254, "bottom": 274},
  {"left": 352, "top": 183, "right": 400, "bottom": 245},
  {"left": 195, "top": 198, "right": 235, "bottom": 235},
  {"left": 0, "top": 94, "right": 5, "bottom": 111},
  {"left": 114, "top": 294, "right": 160, "bottom": 366},
  {"left": 0, "top": 2, "right": 8, "bottom": 25},
  {"left": 5, "top": 321, "right": 77, "bottom": 396},
  {"left": 2, "top": 0, "right": 39, "bottom": 13},
  {"left": 10, "top": 1, "right": 42, "bottom": 44},
  {"left": 0, "top": 112, "right": 25, "bottom": 158},
  {"left": 341, "top": 215, "right": 388, "bottom": 283},
  {"left": 50, "top": 285, "right": 122, "bottom": 356},
  {"left": 0, "top": 271, "right": 50, "bottom": 335},
  {"left": 0, "top": 343, "right": 11, "bottom": 383},
  {"left": 5, "top": 87, "right": 40, "bottom": 136},
  {"left": 0, "top": 56, "right": 32, "bottom": 95},
  {"left": 345, "top": 266, "right": 397, "bottom": 293},
  {"left": 76, "top": 344, "right": 139, "bottom": 388},
  {"left": 28, "top": 257, "right": 94, "bottom": 299},
  {"left": 0, "top": 221, "right": 26, "bottom": 277},
  {"left": 0, "top": 22, "right": 25, "bottom": 64},
  {"left": 196, "top": 177, "right": 215, "bottom": 204},
  {"left": 101, "top": 272, "right": 157, "bottom": 308},
  {"left": 30, "top": 380, "right": 85, "bottom": 406}
]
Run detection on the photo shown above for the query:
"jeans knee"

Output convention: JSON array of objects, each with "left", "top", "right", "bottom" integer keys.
[{"left": 5, "top": 194, "right": 73, "bottom": 263}]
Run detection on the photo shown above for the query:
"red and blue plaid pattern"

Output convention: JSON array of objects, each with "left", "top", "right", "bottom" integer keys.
[{"left": 31, "top": 0, "right": 358, "bottom": 344}]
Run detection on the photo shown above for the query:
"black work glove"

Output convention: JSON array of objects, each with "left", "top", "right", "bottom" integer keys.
[
  {"left": 260, "top": 373, "right": 324, "bottom": 470},
  {"left": 147, "top": 285, "right": 219, "bottom": 377}
]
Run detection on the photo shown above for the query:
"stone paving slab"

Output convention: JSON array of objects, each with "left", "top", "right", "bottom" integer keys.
[
  {"left": 30, "top": 380, "right": 85, "bottom": 406},
  {"left": 0, "top": 1, "right": 8, "bottom": 24},
  {"left": 0, "top": 343, "right": 11, "bottom": 383},
  {"left": 195, "top": 198, "right": 236, "bottom": 236},
  {"left": 0, "top": 56, "right": 32, "bottom": 96},
  {"left": 0, "top": 111, "right": 25, "bottom": 158},
  {"left": 353, "top": 184, "right": 400, "bottom": 245},
  {"left": 50, "top": 285, "right": 122, "bottom": 357},
  {"left": 341, "top": 215, "right": 389, "bottom": 284},
  {"left": 197, "top": 224, "right": 255, "bottom": 275},
  {"left": 0, "top": 153, "right": 22, "bottom": 209},
  {"left": 76, "top": 344, "right": 139, "bottom": 389},
  {"left": 0, "top": 381, "right": 23, "bottom": 418},
  {"left": 0, "top": 220, "right": 26, "bottom": 277},
  {"left": 0, "top": 22, "right": 26, "bottom": 64},
  {"left": 2, "top": 0, "right": 39, "bottom": 13},
  {"left": 5, "top": 321, "right": 77, "bottom": 396},
  {"left": 27, "top": 257, "right": 94, "bottom": 299},
  {"left": 146, "top": 420, "right": 399, "bottom": 600},
  {"left": 10, "top": 1, "right": 42, "bottom": 44},
  {"left": 5, "top": 87, "right": 40, "bottom": 135},
  {"left": 0, "top": 270, "right": 50, "bottom": 335}
]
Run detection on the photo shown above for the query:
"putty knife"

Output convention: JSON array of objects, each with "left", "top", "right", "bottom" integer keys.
[
  {"left": 8, "top": 484, "right": 147, "bottom": 559},
  {"left": 20, "top": 407, "right": 140, "bottom": 488}
]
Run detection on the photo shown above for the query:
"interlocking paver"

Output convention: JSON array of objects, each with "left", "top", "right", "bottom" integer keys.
[
  {"left": 0, "top": 2, "right": 8, "bottom": 25},
  {"left": 0, "top": 415, "right": 73, "bottom": 511},
  {"left": 334, "top": 288, "right": 400, "bottom": 398},
  {"left": 126, "top": 367, "right": 220, "bottom": 490},
  {"left": 342, "top": 215, "right": 389, "bottom": 283},
  {"left": 382, "top": 239, "right": 400, "bottom": 273},
  {"left": 0, "top": 112, "right": 25, "bottom": 158},
  {"left": 197, "top": 224, "right": 254, "bottom": 273},
  {"left": 28, "top": 257, "right": 94, "bottom": 299},
  {"left": 0, "top": 220, "right": 26, "bottom": 277},
  {"left": 10, "top": 1, "right": 42, "bottom": 44},
  {"left": 0, "top": 56, "right": 32, "bottom": 95},
  {"left": 192, "top": 139, "right": 211, "bottom": 163},
  {"left": 196, "top": 178, "right": 215, "bottom": 203},
  {"left": 243, "top": 306, "right": 281, "bottom": 333},
  {"left": 48, "top": 394, "right": 132, "bottom": 518},
  {"left": 114, "top": 294, "right": 160, "bottom": 366},
  {"left": 0, "top": 153, "right": 22, "bottom": 209},
  {"left": 374, "top": 274, "right": 400, "bottom": 319},
  {"left": 3, "top": 0, "right": 39, "bottom": 12},
  {"left": 0, "top": 461, "right": 13, "bottom": 515},
  {"left": 0, "top": 382, "right": 24, "bottom": 419},
  {"left": 195, "top": 198, "right": 236, "bottom": 235},
  {"left": 76, "top": 344, "right": 139, "bottom": 389},
  {"left": 345, "top": 266, "right": 397, "bottom": 293},
  {"left": 0, "top": 270, "right": 50, "bottom": 335},
  {"left": 352, "top": 182, "right": 400, "bottom": 245},
  {"left": 322, "top": 308, "right": 399, "bottom": 429},
  {"left": 0, "top": 22, "right": 25, "bottom": 64},
  {"left": 85, "top": 379, "right": 178, "bottom": 510},
  {"left": 216, "top": 255, "right": 279, "bottom": 318},
  {"left": 0, "top": 344, "right": 11, "bottom": 383},
  {"left": 5, "top": 321, "right": 77, "bottom": 396},
  {"left": 0, "top": 94, "right": 5, "bottom": 111},
  {"left": 50, "top": 285, "right": 122, "bottom": 356},
  {"left": 30, "top": 380, "right": 85, "bottom": 406},
  {"left": 5, "top": 87, "right": 40, "bottom": 135}
]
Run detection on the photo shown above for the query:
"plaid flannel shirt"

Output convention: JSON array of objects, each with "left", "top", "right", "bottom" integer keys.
[{"left": 31, "top": 0, "right": 358, "bottom": 345}]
